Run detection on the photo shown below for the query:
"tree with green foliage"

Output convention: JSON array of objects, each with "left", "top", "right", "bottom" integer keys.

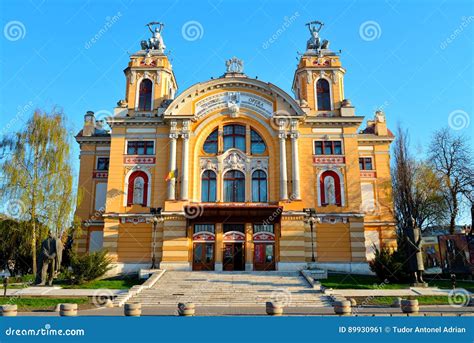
[{"left": 0, "top": 109, "right": 74, "bottom": 277}]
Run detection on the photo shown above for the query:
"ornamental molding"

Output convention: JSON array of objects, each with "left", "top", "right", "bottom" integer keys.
[
  {"left": 221, "top": 150, "right": 247, "bottom": 173},
  {"left": 199, "top": 150, "right": 268, "bottom": 174}
]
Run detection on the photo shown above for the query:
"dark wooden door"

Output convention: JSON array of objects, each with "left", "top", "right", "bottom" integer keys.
[
  {"left": 223, "top": 243, "right": 245, "bottom": 271},
  {"left": 193, "top": 243, "right": 215, "bottom": 271},
  {"left": 254, "top": 243, "right": 275, "bottom": 271}
]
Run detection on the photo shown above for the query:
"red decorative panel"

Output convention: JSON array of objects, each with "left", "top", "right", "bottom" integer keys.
[
  {"left": 193, "top": 232, "right": 216, "bottom": 242},
  {"left": 253, "top": 232, "right": 275, "bottom": 242},
  {"left": 360, "top": 171, "right": 377, "bottom": 178},
  {"left": 313, "top": 156, "right": 345, "bottom": 165},
  {"left": 223, "top": 231, "right": 246, "bottom": 242},
  {"left": 124, "top": 156, "right": 156, "bottom": 164},
  {"left": 93, "top": 171, "right": 108, "bottom": 179}
]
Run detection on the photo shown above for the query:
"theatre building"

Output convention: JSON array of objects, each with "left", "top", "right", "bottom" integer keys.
[{"left": 74, "top": 23, "right": 397, "bottom": 275}]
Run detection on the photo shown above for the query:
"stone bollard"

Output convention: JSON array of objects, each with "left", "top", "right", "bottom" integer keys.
[
  {"left": 391, "top": 297, "right": 402, "bottom": 308},
  {"left": 59, "top": 303, "right": 78, "bottom": 317},
  {"left": 348, "top": 298, "right": 357, "bottom": 307},
  {"left": 0, "top": 304, "right": 18, "bottom": 317},
  {"left": 401, "top": 299, "right": 419, "bottom": 314},
  {"left": 124, "top": 303, "right": 141, "bottom": 317},
  {"left": 333, "top": 300, "right": 351, "bottom": 316},
  {"left": 266, "top": 301, "right": 284, "bottom": 316},
  {"left": 178, "top": 302, "right": 195, "bottom": 316}
]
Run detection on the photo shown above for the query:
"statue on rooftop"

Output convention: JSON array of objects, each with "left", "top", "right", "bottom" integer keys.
[
  {"left": 141, "top": 22, "right": 166, "bottom": 51},
  {"left": 306, "top": 21, "right": 330, "bottom": 51}
]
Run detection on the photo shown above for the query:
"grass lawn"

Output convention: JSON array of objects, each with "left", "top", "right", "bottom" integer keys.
[
  {"left": 0, "top": 297, "right": 90, "bottom": 311},
  {"left": 353, "top": 296, "right": 452, "bottom": 306},
  {"left": 58, "top": 276, "right": 143, "bottom": 290},
  {"left": 321, "top": 273, "right": 474, "bottom": 292}
]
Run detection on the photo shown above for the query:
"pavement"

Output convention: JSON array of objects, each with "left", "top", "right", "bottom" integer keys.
[
  {"left": 5, "top": 287, "right": 125, "bottom": 297},
  {"left": 15, "top": 305, "right": 474, "bottom": 316}
]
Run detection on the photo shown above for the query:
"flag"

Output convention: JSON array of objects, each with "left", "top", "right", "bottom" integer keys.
[{"left": 165, "top": 169, "right": 178, "bottom": 181}]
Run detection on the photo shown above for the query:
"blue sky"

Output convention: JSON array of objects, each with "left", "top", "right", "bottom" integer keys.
[{"left": 0, "top": 0, "right": 472, "bottom": 222}]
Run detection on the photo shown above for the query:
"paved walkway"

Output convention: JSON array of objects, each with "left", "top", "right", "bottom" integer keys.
[
  {"left": 5, "top": 287, "right": 125, "bottom": 297},
  {"left": 16, "top": 305, "right": 474, "bottom": 316},
  {"left": 326, "top": 287, "right": 467, "bottom": 297}
]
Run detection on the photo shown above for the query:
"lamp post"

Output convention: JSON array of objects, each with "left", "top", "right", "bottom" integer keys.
[
  {"left": 150, "top": 207, "right": 163, "bottom": 269},
  {"left": 303, "top": 208, "right": 319, "bottom": 263}
]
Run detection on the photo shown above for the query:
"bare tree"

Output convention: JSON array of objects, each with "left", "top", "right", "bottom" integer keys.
[
  {"left": 428, "top": 128, "right": 473, "bottom": 234},
  {"left": 392, "top": 126, "right": 447, "bottom": 233}
]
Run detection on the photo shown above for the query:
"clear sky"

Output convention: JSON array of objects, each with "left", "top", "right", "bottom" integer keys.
[{"left": 0, "top": 0, "right": 472, "bottom": 222}]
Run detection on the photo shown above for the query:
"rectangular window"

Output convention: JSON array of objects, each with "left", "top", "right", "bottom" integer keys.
[
  {"left": 94, "top": 183, "right": 107, "bottom": 211},
  {"left": 96, "top": 157, "right": 109, "bottom": 171},
  {"left": 253, "top": 224, "right": 274, "bottom": 234},
  {"left": 314, "top": 141, "right": 343, "bottom": 155},
  {"left": 359, "top": 157, "right": 373, "bottom": 170},
  {"left": 89, "top": 231, "right": 104, "bottom": 253},
  {"left": 127, "top": 141, "right": 154, "bottom": 155},
  {"left": 194, "top": 224, "right": 215, "bottom": 234}
]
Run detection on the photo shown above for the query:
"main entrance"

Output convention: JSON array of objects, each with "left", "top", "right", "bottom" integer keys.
[
  {"left": 193, "top": 243, "right": 214, "bottom": 271},
  {"left": 223, "top": 243, "right": 245, "bottom": 271}
]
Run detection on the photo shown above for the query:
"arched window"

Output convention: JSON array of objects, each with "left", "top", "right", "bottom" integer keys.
[
  {"left": 316, "top": 79, "right": 331, "bottom": 111},
  {"left": 203, "top": 129, "right": 218, "bottom": 154},
  {"left": 251, "top": 130, "right": 266, "bottom": 154},
  {"left": 319, "top": 170, "right": 341, "bottom": 206},
  {"left": 252, "top": 170, "right": 267, "bottom": 202},
  {"left": 223, "top": 125, "right": 246, "bottom": 151},
  {"left": 201, "top": 170, "right": 217, "bottom": 202},
  {"left": 138, "top": 79, "right": 152, "bottom": 111},
  {"left": 224, "top": 170, "right": 245, "bottom": 202},
  {"left": 127, "top": 171, "right": 149, "bottom": 206}
]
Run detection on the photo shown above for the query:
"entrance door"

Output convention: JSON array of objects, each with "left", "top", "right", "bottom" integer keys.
[
  {"left": 254, "top": 243, "right": 275, "bottom": 271},
  {"left": 223, "top": 243, "right": 245, "bottom": 271},
  {"left": 193, "top": 243, "right": 215, "bottom": 271}
]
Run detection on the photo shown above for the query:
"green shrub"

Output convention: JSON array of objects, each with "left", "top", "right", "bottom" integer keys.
[
  {"left": 67, "top": 250, "right": 112, "bottom": 284},
  {"left": 369, "top": 245, "right": 410, "bottom": 283}
]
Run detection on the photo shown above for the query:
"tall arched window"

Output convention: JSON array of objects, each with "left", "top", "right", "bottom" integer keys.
[
  {"left": 316, "top": 79, "right": 331, "bottom": 111},
  {"left": 224, "top": 170, "right": 245, "bottom": 202},
  {"left": 319, "top": 170, "right": 341, "bottom": 206},
  {"left": 223, "top": 125, "right": 246, "bottom": 151},
  {"left": 250, "top": 129, "right": 266, "bottom": 154},
  {"left": 252, "top": 170, "right": 267, "bottom": 202},
  {"left": 127, "top": 171, "right": 149, "bottom": 206},
  {"left": 138, "top": 79, "right": 152, "bottom": 111},
  {"left": 201, "top": 170, "right": 217, "bottom": 202},
  {"left": 203, "top": 129, "right": 218, "bottom": 154}
]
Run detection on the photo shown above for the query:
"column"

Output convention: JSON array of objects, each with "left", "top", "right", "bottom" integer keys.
[
  {"left": 279, "top": 132, "right": 288, "bottom": 200},
  {"left": 290, "top": 132, "right": 301, "bottom": 199},
  {"left": 181, "top": 133, "right": 189, "bottom": 200},
  {"left": 167, "top": 132, "right": 178, "bottom": 200}
]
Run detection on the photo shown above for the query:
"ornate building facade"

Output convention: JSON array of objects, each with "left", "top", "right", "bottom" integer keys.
[{"left": 74, "top": 22, "right": 396, "bottom": 275}]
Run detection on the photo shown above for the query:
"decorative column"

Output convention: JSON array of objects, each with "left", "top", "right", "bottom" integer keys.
[
  {"left": 167, "top": 129, "right": 178, "bottom": 200},
  {"left": 181, "top": 120, "right": 190, "bottom": 200},
  {"left": 279, "top": 130, "right": 288, "bottom": 200},
  {"left": 290, "top": 131, "right": 301, "bottom": 200}
]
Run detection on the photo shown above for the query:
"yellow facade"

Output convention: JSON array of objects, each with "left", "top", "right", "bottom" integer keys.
[{"left": 75, "top": 27, "right": 396, "bottom": 275}]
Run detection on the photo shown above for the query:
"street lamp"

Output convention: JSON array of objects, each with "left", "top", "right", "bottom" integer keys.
[
  {"left": 303, "top": 208, "right": 320, "bottom": 263},
  {"left": 150, "top": 207, "right": 164, "bottom": 269}
]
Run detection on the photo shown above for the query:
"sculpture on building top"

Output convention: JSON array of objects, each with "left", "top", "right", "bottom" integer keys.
[
  {"left": 306, "top": 21, "right": 330, "bottom": 51},
  {"left": 141, "top": 22, "right": 166, "bottom": 51},
  {"left": 225, "top": 57, "right": 244, "bottom": 73}
]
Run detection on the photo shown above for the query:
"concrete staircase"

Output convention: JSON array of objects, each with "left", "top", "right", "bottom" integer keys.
[{"left": 130, "top": 271, "right": 332, "bottom": 307}]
